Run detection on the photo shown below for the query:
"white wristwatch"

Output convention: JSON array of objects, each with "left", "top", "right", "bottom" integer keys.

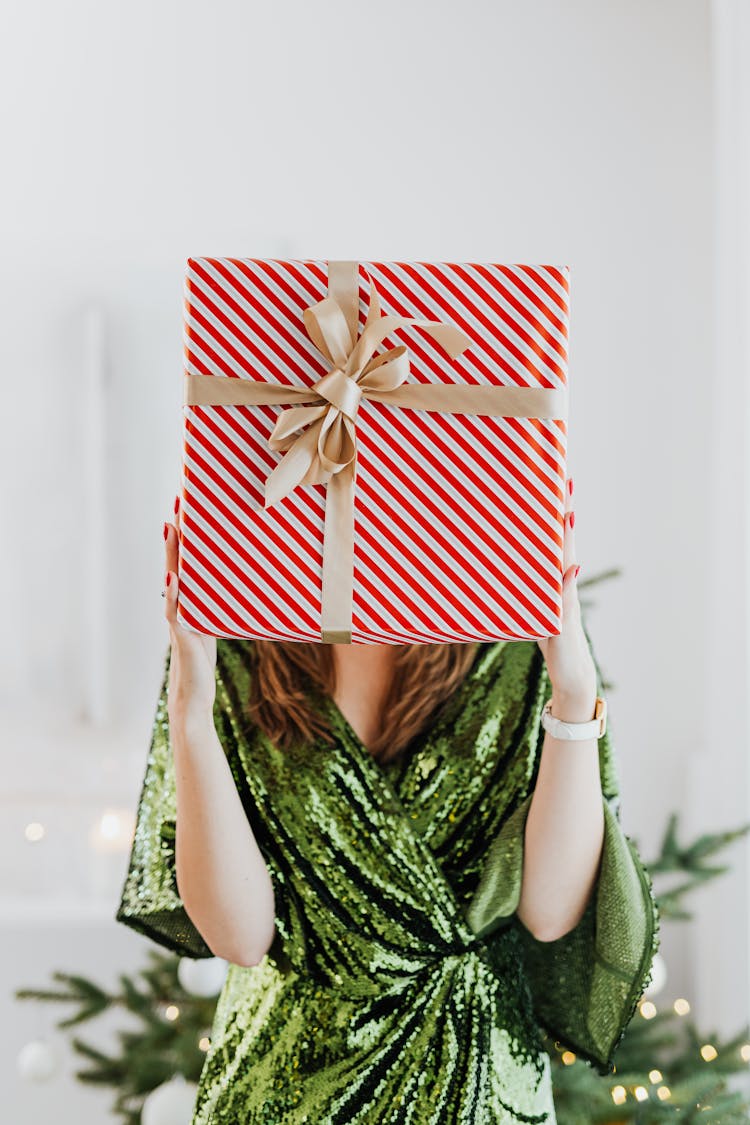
[{"left": 541, "top": 696, "right": 608, "bottom": 741}]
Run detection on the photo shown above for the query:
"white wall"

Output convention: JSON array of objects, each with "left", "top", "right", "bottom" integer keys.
[
  {"left": 3, "top": 0, "right": 742, "bottom": 1121},
  {"left": 695, "top": 0, "right": 750, "bottom": 1056}
]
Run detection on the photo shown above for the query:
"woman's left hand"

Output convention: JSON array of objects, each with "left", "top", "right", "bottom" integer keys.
[{"left": 536, "top": 475, "right": 598, "bottom": 720}]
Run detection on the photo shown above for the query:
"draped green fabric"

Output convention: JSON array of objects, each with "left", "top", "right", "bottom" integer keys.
[{"left": 116, "top": 635, "right": 660, "bottom": 1124}]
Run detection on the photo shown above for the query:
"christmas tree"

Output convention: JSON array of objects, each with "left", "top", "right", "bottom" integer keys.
[{"left": 15, "top": 570, "right": 750, "bottom": 1123}]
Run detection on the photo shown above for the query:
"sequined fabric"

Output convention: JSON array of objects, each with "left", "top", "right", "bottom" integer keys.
[{"left": 116, "top": 636, "right": 660, "bottom": 1124}]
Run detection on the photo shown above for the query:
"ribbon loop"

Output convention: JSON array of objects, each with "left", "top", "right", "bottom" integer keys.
[
  {"left": 302, "top": 297, "right": 355, "bottom": 369},
  {"left": 357, "top": 346, "right": 411, "bottom": 393}
]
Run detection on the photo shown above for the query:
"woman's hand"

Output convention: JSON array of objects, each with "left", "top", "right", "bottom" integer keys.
[
  {"left": 536, "top": 475, "right": 598, "bottom": 722},
  {"left": 164, "top": 494, "right": 217, "bottom": 721}
]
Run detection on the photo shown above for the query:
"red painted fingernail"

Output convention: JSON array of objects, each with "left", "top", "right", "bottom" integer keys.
[
  {"left": 174, "top": 494, "right": 179, "bottom": 514},
  {"left": 575, "top": 565, "right": 580, "bottom": 578},
  {"left": 570, "top": 511, "right": 575, "bottom": 529},
  {"left": 166, "top": 572, "right": 172, "bottom": 587},
  {"left": 163, "top": 522, "right": 169, "bottom": 540}
]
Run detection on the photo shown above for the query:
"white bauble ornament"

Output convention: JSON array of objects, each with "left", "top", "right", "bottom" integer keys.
[
  {"left": 644, "top": 951, "right": 667, "bottom": 997},
  {"left": 177, "top": 956, "right": 228, "bottom": 997},
  {"left": 141, "top": 1074, "right": 198, "bottom": 1125},
  {"left": 17, "top": 1039, "right": 61, "bottom": 1082}
]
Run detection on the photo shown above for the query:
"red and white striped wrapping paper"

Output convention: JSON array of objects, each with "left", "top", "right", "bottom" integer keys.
[{"left": 176, "top": 258, "right": 570, "bottom": 645}]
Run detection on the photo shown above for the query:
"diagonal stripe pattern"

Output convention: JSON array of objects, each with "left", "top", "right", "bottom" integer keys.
[{"left": 177, "top": 258, "right": 569, "bottom": 644}]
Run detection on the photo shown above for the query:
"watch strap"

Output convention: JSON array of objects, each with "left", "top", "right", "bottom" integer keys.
[{"left": 541, "top": 696, "right": 607, "bottom": 741}]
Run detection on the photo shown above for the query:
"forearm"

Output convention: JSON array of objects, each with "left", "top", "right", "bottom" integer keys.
[
  {"left": 516, "top": 689, "right": 604, "bottom": 943},
  {"left": 169, "top": 706, "right": 276, "bottom": 966}
]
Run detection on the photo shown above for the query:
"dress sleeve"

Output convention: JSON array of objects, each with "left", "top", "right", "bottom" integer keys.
[
  {"left": 465, "top": 631, "right": 661, "bottom": 1076},
  {"left": 114, "top": 644, "right": 214, "bottom": 958}
]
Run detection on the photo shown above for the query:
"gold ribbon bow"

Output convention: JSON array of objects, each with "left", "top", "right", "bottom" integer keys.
[{"left": 184, "top": 260, "right": 568, "bottom": 643}]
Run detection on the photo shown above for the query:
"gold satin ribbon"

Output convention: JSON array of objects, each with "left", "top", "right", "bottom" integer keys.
[{"left": 184, "top": 260, "right": 569, "bottom": 643}]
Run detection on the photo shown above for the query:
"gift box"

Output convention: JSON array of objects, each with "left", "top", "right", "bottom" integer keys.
[{"left": 176, "top": 258, "right": 570, "bottom": 645}]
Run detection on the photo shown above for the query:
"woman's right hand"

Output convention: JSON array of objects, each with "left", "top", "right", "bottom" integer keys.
[{"left": 164, "top": 494, "right": 217, "bottom": 721}]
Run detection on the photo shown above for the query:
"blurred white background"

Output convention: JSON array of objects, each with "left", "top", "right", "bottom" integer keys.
[{"left": 2, "top": 0, "right": 749, "bottom": 1120}]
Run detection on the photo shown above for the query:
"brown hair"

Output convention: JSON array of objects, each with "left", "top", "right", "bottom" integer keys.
[{"left": 244, "top": 640, "right": 480, "bottom": 764}]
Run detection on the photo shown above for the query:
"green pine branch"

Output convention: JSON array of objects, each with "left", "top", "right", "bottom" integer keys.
[
  {"left": 549, "top": 1009, "right": 750, "bottom": 1123},
  {"left": 16, "top": 949, "right": 214, "bottom": 1121}
]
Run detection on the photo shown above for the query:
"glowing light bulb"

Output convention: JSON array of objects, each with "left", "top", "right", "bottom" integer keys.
[
  {"left": 25, "top": 823, "right": 45, "bottom": 842},
  {"left": 89, "top": 808, "right": 135, "bottom": 852},
  {"left": 100, "top": 812, "right": 121, "bottom": 839}
]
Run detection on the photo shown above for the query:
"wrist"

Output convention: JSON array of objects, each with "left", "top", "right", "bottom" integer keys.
[{"left": 548, "top": 687, "right": 598, "bottom": 724}]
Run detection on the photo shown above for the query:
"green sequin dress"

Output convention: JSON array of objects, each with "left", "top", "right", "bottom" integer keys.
[{"left": 116, "top": 635, "right": 660, "bottom": 1124}]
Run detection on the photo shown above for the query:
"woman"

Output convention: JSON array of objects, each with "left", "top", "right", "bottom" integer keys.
[{"left": 116, "top": 475, "right": 660, "bottom": 1124}]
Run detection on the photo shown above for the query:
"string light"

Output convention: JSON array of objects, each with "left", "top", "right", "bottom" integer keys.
[
  {"left": 634, "top": 1086, "right": 649, "bottom": 1101},
  {"left": 560, "top": 1051, "right": 576, "bottom": 1066},
  {"left": 649, "top": 1069, "right": 662, "bottom": 1083},
  {"left": 89, "top": 809, "right": 135, "bottom": 853},
  {"left": 700, "top": 1044, "right": 718, "bottom": 1062},
  {"left": 198, "top": 1037, "right": 211, "bottom": 1052},
  {"left": 656, "top": 1086, "right": 672, "bottom": 1101},
  {"left": 640, "top": 1000, "right": 657, "bottom": 1019},
  {"left": 164, "top": 1005, "right": 180, "bottom": 1022},
  {"left": 99, "top": 812, "right": 123, "bottom": 840},
  {"left": 24, "top": 823, "right": 45, "bottom": 842},
  {"left": 673, "top": 997, "right": 691, "bottom": 1015},
  {"left": 610, "top": 1086, "right": 627, "bottom": 1105}
]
